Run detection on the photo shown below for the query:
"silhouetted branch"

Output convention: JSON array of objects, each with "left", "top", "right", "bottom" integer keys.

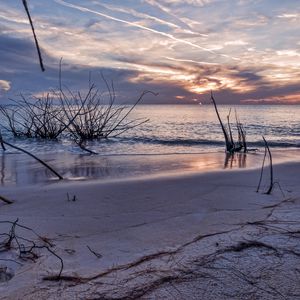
[
  {"left": 263, "top": 136, "right": 274, "bottom": 194},
  {"left": 22, "top": 0, "right": 45, "bottom": 72},
  {"left": 0, "top": 62, "right": 157, "bottom": 154},
  {"left": 235, "top": 109, "right": 247, "bottom": 152},
  {"left": 256, "top": 144, "right": 267, "bottom": 193},
  {"left": 256, "top": 136, "right": 274, "bottom": 194},
  {"left": 0, "top": 137, "right": 63, "bottom": 180},
  {"left": 211, "top": 92, "right": 249, "bottom": 153},
  {"left": 0, "top": 131, "right": 5, "bottom": 151},
  {"left": 227, "top": 108, "right": 234, "bottom": 147},
  {"left": 210, "top": 91, "right": 233, "bottom": 152}
]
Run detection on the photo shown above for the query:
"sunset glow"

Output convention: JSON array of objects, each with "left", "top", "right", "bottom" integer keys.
[{"left": 0, "top": 0, "right": 299, "bottom": 104}]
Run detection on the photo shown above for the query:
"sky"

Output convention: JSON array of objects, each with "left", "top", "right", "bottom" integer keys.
[{"left": 0, "top": 0, "right": 299, "bottom": 104}]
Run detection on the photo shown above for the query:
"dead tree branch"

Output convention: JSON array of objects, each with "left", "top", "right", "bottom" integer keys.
[
  {"left": 87, "top": 245, "right": 102, "bottom": 259},
  {"left": 0, "top": 219, "right": 63, "bottom": 278},
  {"left": 0, "top": 195, "right": 13, "bottom": 205},
  {"left": 210, "top": 92, "right": 249, "bottom": 153},
  {"left": 263, "top": 136, "right": 274, "bottom": 194},
  {"left": 0, "top": 138, "right": 63, "bottom": 180},
  {"left": 256, "top": 143, "right": 267, "bottom": 193},
  {"left": 210, "top": 91, "right": 233, "bottom": 153},
  {"left": 22, "top": 0, "right": 45, "bottom": 72},
  {"left": 257, "top": 136, "right": 274, "bottom": 194},
  {"left": 0, "top": 131, "right": 5, "bottom": 151}
]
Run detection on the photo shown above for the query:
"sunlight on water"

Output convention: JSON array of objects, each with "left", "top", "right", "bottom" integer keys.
[{"left": 0, "top": 105, "right": 299, "bottom": 155}]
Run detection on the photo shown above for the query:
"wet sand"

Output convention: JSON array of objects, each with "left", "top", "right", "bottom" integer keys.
[
  {"left": 0, "top": 149, "right": 298, "bottom": 186},
  {"left": 0, "top": 151, "right": 299, "bottom": 299}
]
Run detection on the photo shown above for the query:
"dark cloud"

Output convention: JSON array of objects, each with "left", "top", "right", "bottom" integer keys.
[
  {"left": 0, "top": 32, "right": 299, "bottom": 105},
  {"left": 0, "top": 35, "right": 195, "bottom": 104}
]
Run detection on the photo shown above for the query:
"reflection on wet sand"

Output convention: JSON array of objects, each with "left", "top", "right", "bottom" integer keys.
[
  {"left": 224, "top": 153, "right": 247, "bottom": 169},
  {"left": 1, "top": 155, "right": 5, "bottom": 184},
  {"left": 0, "top": 151, "right": 288, "bottom": 187}
]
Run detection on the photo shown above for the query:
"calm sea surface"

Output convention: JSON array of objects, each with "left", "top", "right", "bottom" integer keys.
[{"left": 1, "top": 105, "right": 299, "bottom": 155}]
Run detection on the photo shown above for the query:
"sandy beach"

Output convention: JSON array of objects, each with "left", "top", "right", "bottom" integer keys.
[
  {"left": 1, "top": 0, "right": 300, "bottom": 298},
  {"left": 0, "top": 152, "right": 299, "bottom": 299}
]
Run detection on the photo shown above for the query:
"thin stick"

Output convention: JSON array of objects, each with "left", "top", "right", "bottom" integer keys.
[
  {"left": 0, "top": 132, "right": 6, "bottom": 150},
  {"left": 227, "top": 108, "right": 234, "bottom": 146},
  {"left": 87, "top": 245, "right": 102, "bottom": 259},
  {"left": 22, "top": 0, "right": 45, "bottom": 72},
  {"left": 256, "top": 143, "right": 267, "bottom": 193},
  {"left": 0, "top": 195, "right": 13, "bottom": 204},
  {"left": 210, "top": 91, "right": 232, "bottom": 152},
  {"left": 263, "top": 136, "right": 274, "bottom": 194}
]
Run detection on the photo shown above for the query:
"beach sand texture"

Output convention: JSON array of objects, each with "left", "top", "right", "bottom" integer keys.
[{"left": 0, "top": 153, "right": 299, "bottom": 299}]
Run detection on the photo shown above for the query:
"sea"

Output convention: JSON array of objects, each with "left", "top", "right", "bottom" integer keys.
[
  {"left": 1, "top": 105, "right": 299, "bottom": 155},
  {"left": 0, "top": 104, "right": 299, "bottom": 185}
]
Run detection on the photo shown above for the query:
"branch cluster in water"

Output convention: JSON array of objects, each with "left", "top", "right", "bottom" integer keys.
[{"left": 0, "top": 71, "right": 157, "bottom": 153}]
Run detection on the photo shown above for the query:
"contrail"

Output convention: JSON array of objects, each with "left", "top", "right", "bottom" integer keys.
[
  {"left": 54, "top": 0, "right": 240, "bottom": 61},
  {"left": 97, "top": 2, "right": 180, "bottom": 29},
  {"left": 165, "top": 56, "right": 220, "bottom": 66}
]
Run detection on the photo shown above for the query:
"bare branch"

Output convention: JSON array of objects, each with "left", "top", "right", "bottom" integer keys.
[
  {"left": 0, "top": 137, "right": 63, "bottom": 180},
  {"left": 22, "top": 0, "right": 45, "bottom": 72}
]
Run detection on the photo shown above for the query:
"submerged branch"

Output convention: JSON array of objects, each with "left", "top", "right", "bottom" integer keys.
[
  {"left": 210, "top": 91, "right": 232, "bottom": 152},
  {"left": 0, "top": 138, "right": 63, "bottom": 180}
]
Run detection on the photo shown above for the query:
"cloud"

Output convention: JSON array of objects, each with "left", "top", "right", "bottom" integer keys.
[
  {"left": 241, "top": 93, "right": 300, "bottom": 104},
  {"left": 0, "top": 0, "right": 299, "bottom": 104},
  {"left": 94, "top": 2, "right": 181, "bottom": 30},
  {"left": 224, "top": 40, "right": 249, "bottom": 46},
  {"left": 277, "top": 13, "right": 300, "bottom": 19},
  {"left": 0, "top": 80, "right": 11, "bottom": 92},
  {"left": 54, "top": 0, "right": 239, "bottom": 61},
  {"left": 0, "top": 35, "right": 198, "bottom": 104}
]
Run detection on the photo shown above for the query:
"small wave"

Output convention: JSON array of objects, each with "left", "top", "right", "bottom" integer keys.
[
  {"left": 118, "top": 137, "right": 225, "bottom": 146},
  {"left": 118, "top": 137, "right": 299, "bottom": 148},
  {"left": 246, "top": 141, "right": 300, "bottom": 148}
]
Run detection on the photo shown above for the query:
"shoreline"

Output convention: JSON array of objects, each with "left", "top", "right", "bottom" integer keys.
[
  {"left": 0, "top": 149, "right": 299, "bottom": 187},
  {"left": 0, "top": 159, "right": 300, "bottom": 298}
]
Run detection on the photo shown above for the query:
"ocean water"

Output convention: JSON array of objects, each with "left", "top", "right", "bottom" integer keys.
[{"left": 0, "top": 105, "right": 299, "bottom": 155}]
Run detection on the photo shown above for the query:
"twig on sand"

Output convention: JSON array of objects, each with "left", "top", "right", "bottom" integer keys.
[
  {"left": 257, "top": 136, "right": 274, "bottom": 194},
  {"left": 0, "top": 195, "right": 13, "bottom": 205},
  {"left": 87, "top": 245, "right": 102, "bottom": 259},
  {"left": 256, "top": 141, "right": 267, "bottom": 193},
  {"left": 263, "top": 136, "right": 274, "bottom": 194},
  {"left": 0, "top": 219, "right": 63, "bottom": 278}
]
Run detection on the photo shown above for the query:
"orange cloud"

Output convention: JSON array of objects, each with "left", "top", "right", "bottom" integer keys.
[{"left": 241, "top": 93, "right": 300, "bottom": 104}]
